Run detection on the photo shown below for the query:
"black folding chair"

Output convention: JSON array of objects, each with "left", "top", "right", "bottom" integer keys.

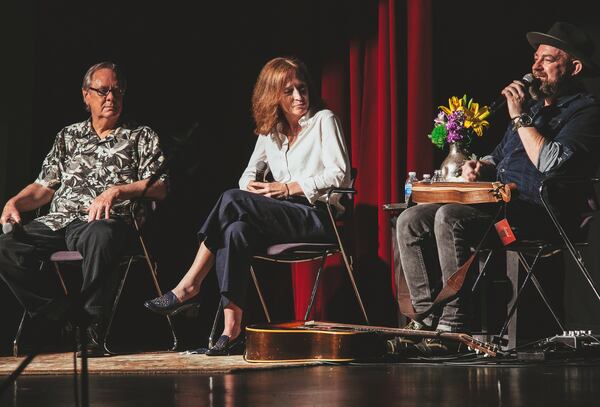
[
  {"left": 207, "top": 180, "right": 369, "bottom": 348},
  {"left": 12, "top": 201, "right": 178, "bottom": 356},
  {"left": 474, "top": 176, "right": 600, "bottom": 348}
]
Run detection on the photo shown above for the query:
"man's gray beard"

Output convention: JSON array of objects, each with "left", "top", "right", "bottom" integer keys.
[{"left": 529, "top": 74, "right": 572, "bottom": 101}]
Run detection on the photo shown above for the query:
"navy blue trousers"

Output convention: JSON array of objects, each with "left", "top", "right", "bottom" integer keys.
[{"left": 198, "top": 189, "right": 335, "bottom": 308}]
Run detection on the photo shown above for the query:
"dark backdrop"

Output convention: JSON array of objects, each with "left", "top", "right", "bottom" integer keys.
[{"left": 2, "top": 0, "right": 599, "bottom": 355}]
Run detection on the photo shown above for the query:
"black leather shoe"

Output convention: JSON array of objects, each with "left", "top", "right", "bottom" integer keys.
[
  {"left": 386, "top": 320, "right": 433, "bottom": 355},
  {"left": 205, "top": 335, "right": 244, "bottom": 356},
  {"left": 414, "top": 337, "right": 468, "bottom": 357},
  {"left": 77, "top": 322, "right": 108, "bottom": 358},
  {"left": 144, "top": 291, "right": 199, "bottom": 316}
]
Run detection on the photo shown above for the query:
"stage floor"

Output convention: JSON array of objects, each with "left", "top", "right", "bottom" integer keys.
[{"left": 2, "top": 359, "right": 600, "bottom": 407}]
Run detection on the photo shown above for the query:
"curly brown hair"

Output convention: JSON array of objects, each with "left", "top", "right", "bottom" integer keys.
[{"left": 251, "top": 57, "right": 321, "bottom": 135}]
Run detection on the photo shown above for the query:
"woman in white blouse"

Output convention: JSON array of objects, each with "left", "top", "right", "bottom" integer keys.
[{"left": 145, "top": 57, "right": 351, "bottom": 355}]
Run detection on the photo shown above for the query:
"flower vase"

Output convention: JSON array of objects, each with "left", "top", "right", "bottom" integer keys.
[{"left": 440, "top": 142, "right": 469, "bottom": 182}]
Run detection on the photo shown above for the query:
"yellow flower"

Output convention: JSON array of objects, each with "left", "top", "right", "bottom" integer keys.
[
  {"left": 463, "top": 101, "right": 490, "bottom": 137},
  {"left": 439, "top": 96, "right": 465, "bottom": 117},
  {"left": 438, "top": 94, "right": 490, "bottom": 138}
]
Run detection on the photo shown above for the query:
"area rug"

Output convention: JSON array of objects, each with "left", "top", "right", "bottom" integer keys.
[{"left": 0, "top": 352, "right": 322, "bottom": 375}]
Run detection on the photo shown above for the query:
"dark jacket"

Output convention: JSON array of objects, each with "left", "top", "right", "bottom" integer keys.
[{"left": 490, "top": 92, "right": 600, "bottom": 237}]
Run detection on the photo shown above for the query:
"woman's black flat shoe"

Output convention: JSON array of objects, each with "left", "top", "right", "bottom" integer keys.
[
  {"left": 205, "top": 335, "right": 245, "bottom": 356},
  {"left": 143, "top": 291, "right": 198, "bottom": 316}
]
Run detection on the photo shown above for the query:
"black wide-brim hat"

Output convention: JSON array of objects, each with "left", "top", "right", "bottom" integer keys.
[{"left": 527, "top": 21, "right": 599, "bottom": 73}]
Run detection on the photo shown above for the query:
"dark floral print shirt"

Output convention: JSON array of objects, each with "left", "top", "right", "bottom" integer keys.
[{"left": 34, "top": 119, "right": 167, "bottom": 230}]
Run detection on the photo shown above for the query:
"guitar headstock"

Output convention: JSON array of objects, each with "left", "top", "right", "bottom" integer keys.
[
  {"left": 491, "top": 182, "right": 512, "bottom": 203},
  {"left": 457, "top": 334, "right": 500, "bottom": 357}
]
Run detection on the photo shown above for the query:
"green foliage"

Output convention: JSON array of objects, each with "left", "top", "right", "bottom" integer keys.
[{"left": 429, "top": 124, "right": 447, "bottom": 149}]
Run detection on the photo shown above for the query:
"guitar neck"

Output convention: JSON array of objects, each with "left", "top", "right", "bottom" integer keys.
[
  {"left": 305, "top": 321, "right": 498, "bottom": 357},
  {"left": 305, "top": 321, "right": 450, "bottom": 338}
]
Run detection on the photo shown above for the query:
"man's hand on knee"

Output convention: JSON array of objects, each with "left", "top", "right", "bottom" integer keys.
[{"left": 87, "top": 187, "right": 120, "bottom": 222}]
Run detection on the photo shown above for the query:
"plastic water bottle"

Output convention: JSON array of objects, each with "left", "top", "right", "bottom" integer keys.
[{"left": 404, "top": 171, "right": 417, "bottom": 203}]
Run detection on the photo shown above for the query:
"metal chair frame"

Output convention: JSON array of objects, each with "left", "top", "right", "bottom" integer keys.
[
  {"left": 474, "top": 176, "right": 600, "bottom": 348},
  {"left": 208, "top": 186, "right": 369, "bottom": 348},
  {"left": 12, "top": 202, "right": 178, "bottom": 356}
]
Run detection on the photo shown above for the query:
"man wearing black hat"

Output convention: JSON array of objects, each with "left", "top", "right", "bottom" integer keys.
[{"left": 391, "top": 22, "right": 600, "bottom": 356}]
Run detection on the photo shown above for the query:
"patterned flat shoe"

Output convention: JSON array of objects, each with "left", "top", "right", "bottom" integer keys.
[
  {"left": 205, "top": 335, "right": 245, "bottom": 356},
  {"left": 143, "top": 291, "right": 198, "bottom": 316}
]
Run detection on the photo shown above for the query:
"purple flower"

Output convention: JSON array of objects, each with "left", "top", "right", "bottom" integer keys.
[{"left": 445, "top": 110, "right": 466, "bottom": 143}]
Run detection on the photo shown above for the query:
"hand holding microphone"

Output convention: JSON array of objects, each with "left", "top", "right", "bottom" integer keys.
[
  {"left": 246, "top": 161, "right": 269, "bottom": 193},
  {"left": 502, "top": 73, "right": 534, "bottom": 119},
  {"left": 488, "top": 73, "right": 534, "bottom": 117},
  {"left": 254, "top": 161, "right": 268, "bottom": 182},
  {"left": 2, "top": 222, "right": 21, "bottom": 235},
  {"left": 1, "top": 202, "right": 22, "bottom": 234}
]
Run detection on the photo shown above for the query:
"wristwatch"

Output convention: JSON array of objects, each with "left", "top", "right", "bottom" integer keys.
[{"left": 512, "top": 113, "right": 533, "bottom": 131}]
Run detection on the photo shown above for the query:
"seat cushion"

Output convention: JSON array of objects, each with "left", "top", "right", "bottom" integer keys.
[
  {"left": 264, "top": 243, "right": 339, "bottom": 257},
  {"left": 50, "top": 251, "right": 84, "bottom": 262}
]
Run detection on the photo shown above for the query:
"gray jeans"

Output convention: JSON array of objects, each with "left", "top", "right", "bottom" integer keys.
[{"left": 396, "top": 203, "right": 497, "bottom": 332}]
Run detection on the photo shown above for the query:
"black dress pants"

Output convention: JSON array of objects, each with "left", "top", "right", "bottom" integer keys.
[
  {"left": 198, "top": 189, "right": 335, "bottom": 308},
  {"left": 0, "top": 218, "right": 134, "bottom": 321}
]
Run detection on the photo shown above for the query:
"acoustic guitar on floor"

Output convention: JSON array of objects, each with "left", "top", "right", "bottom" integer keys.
[{"left": 244, "top": 321, "right": 499, "bottom": 363}]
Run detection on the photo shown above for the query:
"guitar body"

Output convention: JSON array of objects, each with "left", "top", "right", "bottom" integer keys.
[{"left": 244, "top": 321, "right": 387, "bottom": 363}]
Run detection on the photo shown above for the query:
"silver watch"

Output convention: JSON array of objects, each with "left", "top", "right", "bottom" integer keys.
[{"left": 512, "top": 113, "right": 533, "bottom": 131}]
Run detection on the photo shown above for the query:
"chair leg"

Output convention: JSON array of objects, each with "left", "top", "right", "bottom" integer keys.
[
  {"left": 565, "top": 245, "right": 600, "bottom": 304},
  {"left": 209, "top": 300, "right": 224, "bottom": 348},
  {"left": 541, "top": 191, "right": 600, "bottom": 303},
  {"left": 505, "top": 251, "right": 519, "bottom": 349},
  {"left": 102, "top": 257, "right": 135, "bottom": 355},
  {"left": 471, "top": 249, "right": 493, "bottom": 293},
  {"left": 304, "top": 252, "right": 328, "bottom": 320},
  {"left": 250, "top": 265, "right": 271, "bottom": 322},
  {"left": 339, "top": 248, "right": 369, "bottom": 324},
  {"left": 327, "top": 203, "right": 369, "bottom": 324},
  {"left": 140, "top": 245, "right": 178, "bottom": 351},
  {"left": 519, "top": 253, "right": 566, "bottom": 332},
  {"left": 472, "top": 250, "right": 494, "bottom": 336},
  {"left": 53, "top": 262, "right": 69, "bottom": 296},
  {"left": 496, "top": 247, "right": 544, "bottom": 346},
  {"left": 13, "top": 310, "right": 28, "bottom": 357}
]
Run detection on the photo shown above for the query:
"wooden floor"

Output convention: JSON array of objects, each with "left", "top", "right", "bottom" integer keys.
[{"left": 2, "top": 359, "right": 600, "bottom": 407}]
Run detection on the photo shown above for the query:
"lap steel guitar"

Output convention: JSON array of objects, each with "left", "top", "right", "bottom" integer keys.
[{"left": 410, "top": 181, "right": 516, "bottom": 204}]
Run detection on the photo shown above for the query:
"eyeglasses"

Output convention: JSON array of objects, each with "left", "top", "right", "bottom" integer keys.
[{"left": 87, "top": 86, "right": 126, "bottom": 97}]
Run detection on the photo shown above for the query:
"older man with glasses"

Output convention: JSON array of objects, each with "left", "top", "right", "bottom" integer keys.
[{"left": 0, "top": 61, "right": 167, "bottom": 356}]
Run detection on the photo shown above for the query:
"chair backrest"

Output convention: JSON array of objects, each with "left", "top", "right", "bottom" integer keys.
[
  {"left": 540, "top": 176, "right": 600, "bottom": 242},
  {"left": 130, "top": 199, "right": 158, "bottom": 229},
  {"left": 335, "top": 168, "right": 357, "bottom": 221}
]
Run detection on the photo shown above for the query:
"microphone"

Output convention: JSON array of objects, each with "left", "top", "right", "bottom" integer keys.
[
  {"left": 2, "top": 222, "right": 19, "bottom": 235},
  {"left": 488, "top": 73, "right": 534, "bottom": 116},
  {"left": 255, "top": 161, "right": 268, "bottom": 182}
]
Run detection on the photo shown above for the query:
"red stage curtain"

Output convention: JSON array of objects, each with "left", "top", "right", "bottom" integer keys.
[{"left": 292, "top": 0, "right": 433, "bottom": 324}]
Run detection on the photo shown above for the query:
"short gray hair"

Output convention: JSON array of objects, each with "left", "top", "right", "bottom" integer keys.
[{"left": 81, "top": 61, "right": 126, "bottom": 90}]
